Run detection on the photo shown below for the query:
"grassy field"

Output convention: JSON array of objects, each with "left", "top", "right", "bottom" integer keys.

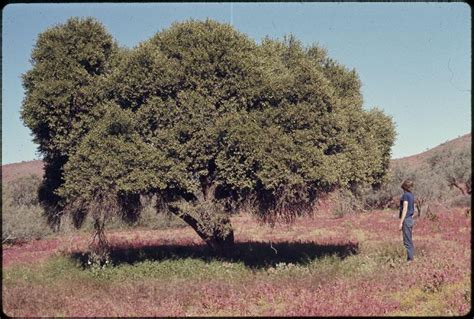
[{"left": 2, "top": 207, "right": 471, "bottom": 316}]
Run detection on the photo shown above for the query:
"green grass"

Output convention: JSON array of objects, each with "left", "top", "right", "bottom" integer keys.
[
  {"left": 93, "top": 258, "right": 252, "bottom": 282},
  {"left": 3, "top": 255, "right": 253, "bottom": 285},
  {"left": 389, "top": 276, "right": 471, "bottom": 316},
  {"left": 3, "top": 209, "right": 470, "bottom": 317},
  {"left": 3, "top": 250, "right": 363, "bottom": 291},
  {"left": 2, "top": 251, "right": 379, "bottom": 298},
  {"left": 2, "top": 238, "right": 410, "bottom": 287},
  {"left": 3, "top": 256, "right": 86, "bottom": 285}
]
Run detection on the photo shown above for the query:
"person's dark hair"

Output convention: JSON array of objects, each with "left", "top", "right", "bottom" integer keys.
[{"left": 401, "top": 179, "right": 414, "bottom": 192}]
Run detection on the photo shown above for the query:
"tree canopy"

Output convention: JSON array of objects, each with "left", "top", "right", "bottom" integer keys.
[
  {"left": 22, "top": 18, "right": 396, "bottom": 251},
  {"left": 21, "top": 17, "right": 121, "bottom": 228}
]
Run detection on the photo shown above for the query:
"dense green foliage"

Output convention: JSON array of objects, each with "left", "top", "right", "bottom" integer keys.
[
  {"left": 21, "top": 17, "right": 121, "bottom": 229},
  {"left": 21, "top": 18, "right": 395, "bottom": 249}
]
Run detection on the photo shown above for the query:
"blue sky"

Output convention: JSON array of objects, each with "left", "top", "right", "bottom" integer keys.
[{"left": 2, "top": 3, "right": 471, "bottom": 164}]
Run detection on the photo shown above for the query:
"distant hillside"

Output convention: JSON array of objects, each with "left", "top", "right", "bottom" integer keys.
[
  {"left": 2, "top": 160, "right": 44, "bottom": 183},
  {"left": 391, "top": 133, "right": 471, "bottom": 168}
]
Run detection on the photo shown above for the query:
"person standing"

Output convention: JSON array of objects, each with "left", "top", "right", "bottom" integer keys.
[{"left": 399, "top": 179, "right": 415, "bottom": 263}]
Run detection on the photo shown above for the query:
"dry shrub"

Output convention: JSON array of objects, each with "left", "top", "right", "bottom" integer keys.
[
  {"left": 2, "top": 175, "right": 52, "bottom": 243},
  {"left": 2, "top": 204, "right": 52, "bottom": 244},
  {"left": 330, "top": 189, "right": 365, "bottom": 218},
  {"left": 254, "top": 186, "right": 317, "bottom": 226},
  {"left": 5, "top": 174, "right": 41, "bottom": 207},
  {"left": 446, "top": 194, "right": 471, "bottom": 208},
  {"left": 360, "top": 143, "right": 471, "bottom": 214},
  {"left": 422, "top": 270, "right": 447, "bottom": 293}
]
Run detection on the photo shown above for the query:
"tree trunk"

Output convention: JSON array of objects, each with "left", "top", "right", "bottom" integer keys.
[
  {"left": 169, "top": 208, "right": 235, "bottom": 255},
  {"left": 205, "top": 227, "right": 235, "bottom": 256}
]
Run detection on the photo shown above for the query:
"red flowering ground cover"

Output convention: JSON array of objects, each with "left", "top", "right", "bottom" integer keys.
[{"left": 2, "top": 208, "right": 471, "bottom": 316}]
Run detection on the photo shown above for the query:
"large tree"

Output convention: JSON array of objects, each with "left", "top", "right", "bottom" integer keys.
[
  {"left": 22, "top": 18, "right": 395, "bottom": 253},
  {"left": 21, "top": 17, "right": 121, "bottom": 230}
]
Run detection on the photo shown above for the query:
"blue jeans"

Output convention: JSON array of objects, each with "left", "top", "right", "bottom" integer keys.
[{"left": 402, "top": 217, "right": 414, "bottom": 261}]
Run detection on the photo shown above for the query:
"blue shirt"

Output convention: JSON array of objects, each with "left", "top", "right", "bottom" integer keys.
[{"left": 399, "top": 191, "right": 415, "bottom": 219}]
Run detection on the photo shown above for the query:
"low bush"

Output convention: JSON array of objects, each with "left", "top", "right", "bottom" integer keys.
[
  {"left": 446, "top": 194, "right": 471, "bottom": 208},
  {"left": 74, "top": 200, "right": 187, "bottom": 233},
  {"left": 330, "top": 189, "right": 365, "bottom": 218},
  {"left": 2, "top": 175, "right": 52, "bottom": 243},
  {"left": 2, "top": 203, "right": 52, "bottom": 244},
  {"left": 2, "top": 178, "right": 187, "bottom": 244},
  {"left": 5, "top": 174, "right": 41, "bottom": 207}
]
